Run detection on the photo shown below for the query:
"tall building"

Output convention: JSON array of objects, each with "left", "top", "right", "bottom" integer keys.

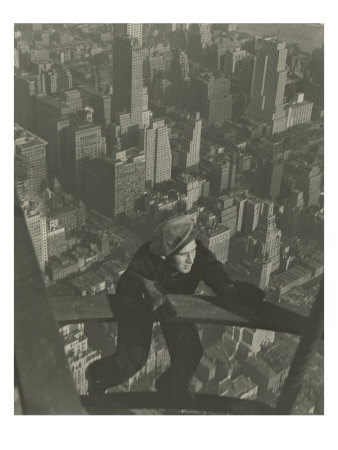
[
  {"left": 199, "top": 224, "right": 231, "bottom": 264},
  {"left": 201, "top": 155, "right": 231, "bottom": 197},
  {"left": 246, "top": 200, "right": 281, "bottom": 289},
  {"left": 232, "top": 327, "right": 275, "bottom": 356},
  {"left": 304, "top": 47, "right": 324, "bottom": 118},
  {"left": 59, "top": 324, "right": 101, "bottom": 395},
  {"left": 254, "top": 200, "right": 281, "bottom": 272},
  {"left": 255, "top": 156, "right": 284, "bottom": 200},
  {"left": 281, "top": 189, "right": 304, "bottom": 238},
  {"left": 248, "top": 39, "right": 288, "bottom": 135},
  {"left": 217, "top": 194, "right": 238, "bottom": 237},
  {"left": 46, "top": 218, "right": 67, "bottom": 258},
  {"left": 46, "top": 188, "right": 87, "bottom": 235},
  {"left": 146, "top": 43, "right": 172, "bottom": 81},
  {"left": 63, "top": 113, "right": 107, "bottom": 196},
  {"left": 170, "top": 49, "right": 190, "bottom": 81},
  {"left": 234, "top": 193, "right": 247, "bottom": 234},
  {"left": 35, "top": 92, "right": 81, "bottom": 173},
  {"left": 187, "top": 24, "right": 212, "bottom": 62},
  {"left": 169, "top": 49, "right": 190, "bottom": 105},
  {"left": 140, "top": 119, "right": 172, "bottom": 188},
  {"left": 113, "top": 34, "right": 144, "bottom": 131},
  {"left": 285, "top": 93, "right": 313, "bottom": 130},
  {"left": 223, "top": 50, "right": 248, "bottom": 76},
  {"left": 298, "top": 165, "right": 321, "bottom": 207},
  {"left": 243, "top": 197, "right": 262, "bottom": 234},
  {"left": 40, "top": 64, "right": 73, "bottom": 95},
  {"left": 14, "top": 70, "right": 39, "bottom": 132},
  {"left": 91, "top": 57, "right": 114, "bottom": 94},
  {"left": 114, "top": 24, "right": 142, "bottom": 46},
  {"left": 189, "top": 73, "right": 232, "bottom": 125},
  {"left": 14, "top": 124, "right": 48, "bottom": 199},
  {"left": 173, "top": 112, "right": 202, "bottom": 174},
  {"left": 77, "top": 86, "right": 112, "bottom": 128},
  {"left": 199, "top": 24, "right": 212, "bottom": 49},
  {"left": 83, "top": 148, "right": 146, "bottom": 218},
  {"left": 14, "top": 155, "right": 30, "bottom": 202},
  {"left": 22, "top": 203, "right": 48, "bottom": 272},
  {"left": 175, "top": 173, "right": 207, "bottom": 211},
  {"left": 215, "top": 35, "right": 240, "bottom": 70}
]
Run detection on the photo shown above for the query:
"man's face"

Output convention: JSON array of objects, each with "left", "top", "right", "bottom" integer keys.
[{"left": 168, "top": 240, "right": 197, "bottom": 274}]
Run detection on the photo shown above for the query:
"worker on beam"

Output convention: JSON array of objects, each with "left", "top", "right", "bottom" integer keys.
[{"left": 86, "top": 215, "right": 263, "bottom": 399}]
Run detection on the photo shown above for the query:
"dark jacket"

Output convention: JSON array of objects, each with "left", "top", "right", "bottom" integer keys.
[{"left": 114, "top": 239, "right": 233, "bottom": 319}]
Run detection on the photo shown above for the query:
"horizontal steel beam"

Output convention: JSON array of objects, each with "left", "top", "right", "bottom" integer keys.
[
  {"left": 50, "top": 292, "right": 311, "bottom": 336},
  {"left": 80, "top": 392, "right": 275, "bottom": 415}
]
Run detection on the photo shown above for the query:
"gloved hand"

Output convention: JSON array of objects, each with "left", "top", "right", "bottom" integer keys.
[
  {"left": 130, "top": 271, "right": 172, "bottom": 312},
  {"left": 222, "top": 280, "right": 265, "bottom": 315},
  {"left": 234, "top": 280, "right": 265, "bottom": 303}
]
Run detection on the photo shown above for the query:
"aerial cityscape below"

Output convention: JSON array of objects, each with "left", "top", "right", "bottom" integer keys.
[{"left": 14, "top": 23, "right": 324, "bottom": 414}]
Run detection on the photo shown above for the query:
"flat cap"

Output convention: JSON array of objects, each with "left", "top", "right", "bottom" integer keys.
[{"left": 150, "top": 215, "right": 198, "bottom": 257}]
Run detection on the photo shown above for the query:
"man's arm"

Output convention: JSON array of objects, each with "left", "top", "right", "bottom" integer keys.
[
  {"left": 197, "top": 241, "right": 265, "bottom": 310},
  {"left": 115, "top": 249, "right": 176, "bottom": 320},
  {"left": 197, "top": 241, "right": 234, "bottom": 298}
]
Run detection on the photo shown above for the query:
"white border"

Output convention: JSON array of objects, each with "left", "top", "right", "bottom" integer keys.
[{"left": 3, "top": 1, "right": 336, "bottom": 449}]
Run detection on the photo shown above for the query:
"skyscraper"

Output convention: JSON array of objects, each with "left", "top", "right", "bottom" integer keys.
[
  {"left": 234, "top": 193, "right": 248, "bottom": 234},
  {"left": 83, "top": 148, "right": 146, "bottom": 218},
  {"left": 189, "top": 72, "right": 232, "bottom": 125},
  {"left": 174, "top": 112, "right": 202, "bottom": 173},
  {"left": 285, "top": 93, "right": 313, "bottom": 130},
  {"left": 114, "top": 24, "right": 142, "bottom": 46},
  {"left": 140, "top": 119, "right": 172, "bottom": 188},
  {"left": 14, "top": 70, "right": 38, "bottom": 132},
  {"left": 14, "top": 124, "right": 48, "bottom": 199},
  {"left": 255, "top": 156, "right": 284, "bottom": 200},
  {"left": 217, "top": 194, "right": 238, "bottom": 237},
  {"left": 199, "top": 224, "right": 231, "bottom": 264},
  {"left": 22, "top": 204, "right": 48, "bottom": 272},
  {"left": 59, "top": 323, "right": 101, "bottom": 395},
  {"left": 243, "top": 197, "right": 262, "bottom": 234},
  {"left": 63, "top": 113, "right": 107, "bottom": 196},
  {"left": 298, "top": 165, "right": 321, "bottom": 207},
  {"left": 254, "top": 200, "right": 281, "bottom": 273},
  {"left": 201, "top": 154, "right": 231, "bottom": 197},
  {"left": 281, "top": 189, "right": 304, "bottom": 238},
  {"left": 175, "top": 173, "right": 207, "bottom": 211},
  {"left": 246, "top": 200, "right": 281, "bottom": 289},
  {"left": 187, "top": 24, "right": 212, "bottom": 62},
  {"left": 113, "top": 34, "right": 144, "bottom": 131},
  {"left": 248, "top": 39, "right": 288, "bottom": 135},
  {"left": 169, "top": 49, "right": 190, "bottom": 105}
]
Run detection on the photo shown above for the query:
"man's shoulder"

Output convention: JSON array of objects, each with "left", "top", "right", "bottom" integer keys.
[
  {"left": 127, "top": 241, "right": 158, "bottom": 278},
  {"left": 134, "top": 241, "right": 152, "bottom": 261}
]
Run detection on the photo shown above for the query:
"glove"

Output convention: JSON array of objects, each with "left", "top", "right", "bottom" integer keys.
[
  {"left": 222, "top": 280, "right": 265, "bottom": 315},
  {"left": 130, "top": 272, "right": 170, "bottom": 312},
  {"left": 234, "top": 281, "right": 265, "bottom": 304}
]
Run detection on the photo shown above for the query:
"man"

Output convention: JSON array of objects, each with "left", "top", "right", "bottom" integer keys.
[{"left": 86, "top": 215, "right": 263, "bottom": 397}]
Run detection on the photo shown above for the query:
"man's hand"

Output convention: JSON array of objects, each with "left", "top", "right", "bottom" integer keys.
[
  {"left": 131, "top": 272, "right": 175, "bottom": 314},
  {"left": 222, "top": 280, "right": 266, "bottom": 315}
]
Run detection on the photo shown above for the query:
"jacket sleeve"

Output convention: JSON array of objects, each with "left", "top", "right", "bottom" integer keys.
[
  {"left": 198, "top": 241, "right": 234, "bottom": 298},
  {"left": 115, "top": 270, "right": 153, "bottom": 320},
  {"left": 115, "top": 249, "right": 169, "bottom": 319}
]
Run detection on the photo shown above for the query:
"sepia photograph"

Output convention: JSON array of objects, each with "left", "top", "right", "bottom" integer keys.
[{"left": 12, "top": 13, "right": 327, "bottom": 434}]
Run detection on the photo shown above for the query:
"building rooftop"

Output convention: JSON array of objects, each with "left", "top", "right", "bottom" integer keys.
[
  {"left": 221, "top": 375, "right": 257, "bottom": 398},
  {"left": 198, "top": 223, "right": 230, "bottom": 238},
  {"left": 14, "top": 124, "right": 48, "bottom": 149}
]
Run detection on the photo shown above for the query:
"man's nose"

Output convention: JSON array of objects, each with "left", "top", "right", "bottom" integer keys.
[{"left": 186, "top": 252, "right": 193, "bottom": 264}]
